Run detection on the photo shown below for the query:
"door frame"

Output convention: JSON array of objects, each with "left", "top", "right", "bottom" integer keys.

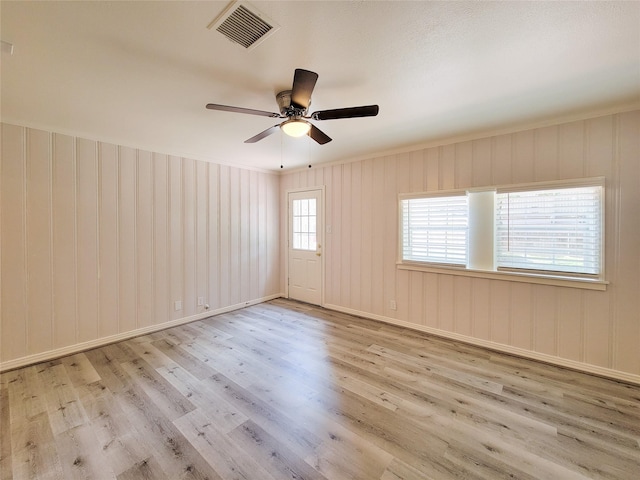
[{"left": 285, "top": 186, "right": 325, "bottom": 306}]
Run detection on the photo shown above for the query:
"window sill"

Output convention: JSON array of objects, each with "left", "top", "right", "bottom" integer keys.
[{"left": 397, "top": 262, "right": 608, "bottom": 291}]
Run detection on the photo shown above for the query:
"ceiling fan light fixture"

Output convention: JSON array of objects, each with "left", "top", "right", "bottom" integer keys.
[{"left": 280, "top": 118, "right": 311, "bottom": 137}]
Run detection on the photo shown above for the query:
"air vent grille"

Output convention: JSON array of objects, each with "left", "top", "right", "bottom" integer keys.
[{"left": 208, "top": 1, "right": 279, "bottom": 50}]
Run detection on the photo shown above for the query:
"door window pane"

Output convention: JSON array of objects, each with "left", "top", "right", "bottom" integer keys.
[{"left": 292, "top": 198, "right": 317, "bottom": 251}]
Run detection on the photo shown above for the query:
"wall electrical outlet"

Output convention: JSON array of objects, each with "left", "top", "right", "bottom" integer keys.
[
  {"left": 390, "top": 300, "right": 397, "bottom": 311},
  {"left": 174, "top": 300, "right": 182, "bottom": 311},
  {"left": 197, "top": 297, "right": 204, "bottom": 306}
]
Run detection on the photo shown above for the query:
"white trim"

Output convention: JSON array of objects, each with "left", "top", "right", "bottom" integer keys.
[
  {"left": 495, "top": 176, "right": 605, "bottom": 193},
  {"left": 285, "top": 185, "right": 326, "bottom": 195},
  {"left": 0, "top": 122, "right": 278, "bottom": 175},
  {"left": 324, "top": 303, "right": 640, "bottom": 386},
  {"left": 279, "top": 104, "right": 640, "bottom": 174},
  {"left": 397, "top": 263, "right": 608, "bottom": 291},
  {"left": 0, "top": 293, "right": 283, "bottom": 373},
  {"left": 400, "top": 177, "right": 604, "bottom": 198},
  {"left": 4, "top": 293, "right": 637, "bottom": 386},
  {"left": 399, "top": 188, "right": 468, "bottom": 201}
]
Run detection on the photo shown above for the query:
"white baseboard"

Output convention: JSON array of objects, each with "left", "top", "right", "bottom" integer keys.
[
  {"left": 0, "top": 294, "right": 283, "bottom": 373},
  {"left": 6, "top": 295, "right": 638, "bottom": 387},
  {"left": 324, "top": 303, "right": 640, "bottom": 386}
]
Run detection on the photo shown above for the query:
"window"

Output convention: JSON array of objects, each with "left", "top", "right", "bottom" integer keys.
[
  {"left": 496, "top": 185, "right": 602, "bottom": 276},
  {"left": 399, "top": 178, "right": 605, "bottom": 287},
  {"left": 292, "top": 198, "right": 317, "bottom": 251},
  {"left": 401, "top": 193, "right": 468, "bottom": 266}
]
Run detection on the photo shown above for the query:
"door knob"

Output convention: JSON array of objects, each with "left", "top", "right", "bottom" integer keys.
[{"left": 316, "top": 252, "right": 321, "bottom": 256}]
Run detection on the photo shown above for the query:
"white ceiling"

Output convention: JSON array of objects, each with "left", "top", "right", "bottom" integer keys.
[{"left": 2, "top": 1, "right": 639, "bottom": 171}]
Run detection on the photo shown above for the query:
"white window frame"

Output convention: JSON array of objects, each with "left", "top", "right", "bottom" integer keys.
[
  {"left": 495, "top": 181, "right": 603, "bottom": 277},
  {"left": 399, "top": 190, "right": 469, "bottom": 267},
  {"left": 398, "top": 177, "right": 607, "bottom": 291}
]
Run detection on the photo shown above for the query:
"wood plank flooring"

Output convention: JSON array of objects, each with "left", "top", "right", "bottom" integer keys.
[{"left": 1, "top": 299, "right": 639, "bottom": 479}]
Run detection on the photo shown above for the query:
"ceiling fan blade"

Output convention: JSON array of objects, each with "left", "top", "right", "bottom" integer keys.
[
  {"left": 244, "top": 125, "right": 280, "bottom": 143},
  {"left": 206, "top": 103, "right": 280, "bottom": 118},
  {"left": 311, "top": 105, "right": 379, "bottom": 121},
  {"left": 308, "top": 124, "right": 332, "bottom": 145},
  {"left": 290, "top": 69, "right": 318, "bottom": 109}
]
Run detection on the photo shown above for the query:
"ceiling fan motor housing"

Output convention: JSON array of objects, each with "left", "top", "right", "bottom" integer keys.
[{"left": 276, "top": 90, "right": 309, "bottom": 117}]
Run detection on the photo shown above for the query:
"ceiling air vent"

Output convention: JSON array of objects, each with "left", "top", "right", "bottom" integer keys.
[{"left": 208, "top": 1, "right": 280, "bottom": 50}]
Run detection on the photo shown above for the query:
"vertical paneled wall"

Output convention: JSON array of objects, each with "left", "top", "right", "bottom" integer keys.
[
  {"left": 280, "top": 111, "right": 640, "bottom": 379},
  {"left": 0, "top": 124, "right": 281, "bottom": 365}
]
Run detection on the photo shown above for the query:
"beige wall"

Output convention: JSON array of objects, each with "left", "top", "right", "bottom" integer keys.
[
  {"left": 1, "top": 124, "right": 281, "bottom": 367},
  {"left": 280, "top": 111, "right": 640, "bottom": 381},
  {"left": 2, "top": 112, "right": 639, "bottom": 382}
]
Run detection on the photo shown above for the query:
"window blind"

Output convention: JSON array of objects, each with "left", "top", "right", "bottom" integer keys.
[
  {"left": 495, "top": 185, "right": 602, "bottom": 275},
  {"left": 401, "top": 194, "right": 468, "bottom": 266}
]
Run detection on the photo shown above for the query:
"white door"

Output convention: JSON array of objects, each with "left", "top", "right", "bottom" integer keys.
[{"left": 288, "top": 189, "right": 323, "bottom": 305}]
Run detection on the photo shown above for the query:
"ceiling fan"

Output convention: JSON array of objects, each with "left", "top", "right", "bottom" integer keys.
[{"left": 206, "top": 68, "right": 379, "bottom": 145}]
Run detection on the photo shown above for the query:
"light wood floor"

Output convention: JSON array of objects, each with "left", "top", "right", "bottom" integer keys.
[{"left": 1, "top": 299, "right": 639, "bottom": 480}]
